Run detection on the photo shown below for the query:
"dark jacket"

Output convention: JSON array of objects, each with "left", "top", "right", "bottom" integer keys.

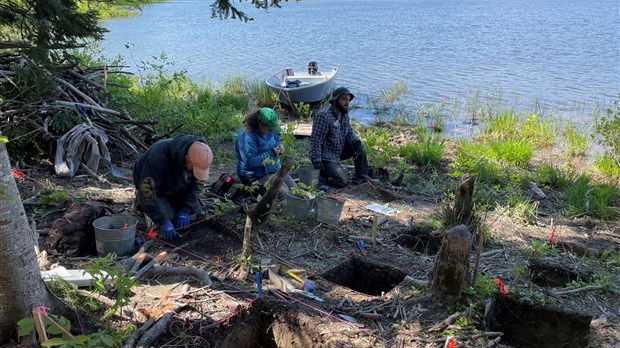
[
  {"left": 133, "top": 135, "right": 203, "bottom": 225},
  {"left": 234, "top": 128, "right": 281, "bottom": 178}
]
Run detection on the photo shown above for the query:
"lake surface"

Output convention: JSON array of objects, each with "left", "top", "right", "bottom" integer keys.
[{"left": 101, "top": 0, "right": 620, "bottom": 129}]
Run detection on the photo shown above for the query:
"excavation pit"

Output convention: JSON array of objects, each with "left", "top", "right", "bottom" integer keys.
[
  {"left": 214, "top": 300, "right": 323, "bottom": 348},
  {"left": 395, "top": 226, "right": 442, "bottom": 255},
  {"left": 486, "top": 294, "right": 592, "bottom": 348},
  {"left": 320, "top": 257, "right": 407, "bottom": 296},
  {"left": 529, "top": 263, "right": 590, "bottom": 288}
]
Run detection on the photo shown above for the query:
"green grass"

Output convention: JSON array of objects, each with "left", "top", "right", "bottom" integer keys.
[
  {"left": 483, "top": 109, "right": 519, "bottom": 140},
  {"left": 488, "top": 139, "right": 534, "bottom": 168},
  {"left": 502, "top": 186, "right": 539, "bottom": 224},
  {"left": 562, "top": 121, "right": 588, "bottom": 158},
  {"left": 244, "top": 79, "right": 278, "bottom": 107},
  {"left": 399, "top": 127, "right": 445, "bottom": 167},
  {"left": 522, "top": 113, "right": 556, "bottom": 147},
  {"left": 358, "top": 126, "right": 398, "bottom": 169},
  {"left": 565, "top": 174, "right": 591, "bottom": 216},
  {"left": 589, "top": 183, "right": 620, "bottom": 220},
  {"left": 593, "top": 154, "right": 620, "bottom": 179},
  {"left": 534, "top": 163, "right": 576, "bottom": 190}
]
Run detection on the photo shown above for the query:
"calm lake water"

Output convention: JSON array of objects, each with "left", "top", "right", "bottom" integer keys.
[{"left": 101, "top": 0, "right": 620, "bottom": 131}]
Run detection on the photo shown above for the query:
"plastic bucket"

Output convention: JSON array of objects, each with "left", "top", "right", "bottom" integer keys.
[
  {"left": 314, "top": 195, "right": 345, "bottom": 225},
  {"left": 93, "top": 215, "right": 138, "bottom": 257},
  {"left": 286, "top": 193, "right": 314, "bottom": 220},
  {"left": 298, "top": 165, "right": 320, "bottom": 187}
]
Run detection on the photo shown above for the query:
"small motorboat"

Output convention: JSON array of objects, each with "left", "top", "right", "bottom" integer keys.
[{"left": 266, "top": 61, "right": 338, "bottom": 106}]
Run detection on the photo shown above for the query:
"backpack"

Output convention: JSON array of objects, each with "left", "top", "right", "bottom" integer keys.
[{"left": 211, "top": 173, "right": 243, "bottom": 200}]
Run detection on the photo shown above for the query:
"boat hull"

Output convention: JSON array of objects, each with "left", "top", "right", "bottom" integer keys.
[{"left": 266, "top": 67, "right": 338, "bottom": 105}]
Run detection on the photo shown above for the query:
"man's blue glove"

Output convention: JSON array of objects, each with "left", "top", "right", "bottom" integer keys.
[
  {"left": 174, "top": 211, "right": 190, "bottom": 230},
  {"left": 160, "top": 220, "right": 177, "bottom": 241}
]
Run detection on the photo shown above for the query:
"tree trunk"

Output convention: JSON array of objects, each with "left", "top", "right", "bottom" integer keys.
[
  {"left": 0, "top": 141, "right": 58, "bottom": 344},
  {"left": 447, "top": 176, "right": 475, "bottom": 228},
  {"left": 428, "top": 224, "right": 472, "bottom": 304},
  {"left": 249, "top": 156, "right": 294, "bottom": 224}
]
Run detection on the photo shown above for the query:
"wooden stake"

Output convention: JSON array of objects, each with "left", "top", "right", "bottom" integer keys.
[
  {"left": 241, "top": 215, "right": 252, "bottom": 258},
  {"left": 32, "top": 309, "right": 48, "bottom": 343},
  {"left": 371, "top": 215, "right": 378, "bottom": 246}
]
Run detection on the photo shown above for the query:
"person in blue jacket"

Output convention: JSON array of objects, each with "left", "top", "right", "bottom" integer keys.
[
  {"left": 133, "top": 135, "right": 213, "bottom": 241},
  {"left": 235, "top": 108, "right": 296, "bottom": 197}
]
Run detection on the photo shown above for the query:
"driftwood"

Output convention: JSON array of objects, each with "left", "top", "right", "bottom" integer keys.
[
  {"left": 428, "top": 224, "right": 472, "bottom": 304},
  {"left": 248, "top": 156, "right": 294, "bottom": 224}
]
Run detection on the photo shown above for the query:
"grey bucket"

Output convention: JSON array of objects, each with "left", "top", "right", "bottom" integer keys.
[
  {"left": 298, "top": 165, "right": 320, "bottom": 187},
  {"left": 286, "top": 192, "right": 314, "bottom": 220},
  {"left": 93, "top": 215, "right": 138, "bottom": 257},
  {"left": 315, "top": 195, "right": 345, "bottom": 225}
]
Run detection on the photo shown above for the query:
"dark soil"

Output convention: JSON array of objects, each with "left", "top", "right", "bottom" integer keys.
[{"left": 13, "top": 143, "right": 620, "bottom": 348}]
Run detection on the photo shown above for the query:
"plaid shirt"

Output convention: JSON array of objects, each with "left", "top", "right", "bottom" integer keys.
[{"left": 310, "top": 105, "right": 358, "bottom": 162}]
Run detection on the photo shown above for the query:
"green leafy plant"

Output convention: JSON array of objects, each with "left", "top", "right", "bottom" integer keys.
[
  {"left": 593, "top": 154, "right": 620, "bottom": 179},
  {"left": 289, "top": 182, "right": 322, "bottom": 199},
  {"left": 85, "top": 255, "right": 137, "bottom": 318},
  {"left": 18, "top": 313, "right": 118, "bottom": 347},
  {"left": 525, "top": 239, "right": 553, "bottom": 258},
  {"left": 292, "top": 102, "right": 312, "bottom": 119},
  {"left": 358, "top": 126, "right": 397, "bottom": 169},
  {"left": 593, "top": 97, "right": 620, "bottom": 169}
]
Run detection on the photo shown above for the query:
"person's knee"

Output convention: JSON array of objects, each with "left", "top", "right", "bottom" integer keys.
[
  {"left": 353, "top": 139, "right": 365, "bottom": 156},
  {"left": 328, "top": 170, "right": 349, "bottom": 188}
]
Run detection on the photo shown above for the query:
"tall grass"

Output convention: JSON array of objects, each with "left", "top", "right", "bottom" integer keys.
[
  {"left": 483, "top": 109, "right": 519, "bottom": 140},
  {"left": 244, "top": 79, "right": 278, "bottom": 107},
  {"left": 482, "top": 110, "right": 555, "bottom": 148},
  {"left": 488, "top": 139, "right": 534, "bottom": 168},
  {"left": 534, "top": 163, "right": 576, "bottom": 190},
  {"left": 399, "top": 128, "right": 445, "bottom": 167},
  {"left": 562, "top": 121, "right": 588, "bottom": 158}
]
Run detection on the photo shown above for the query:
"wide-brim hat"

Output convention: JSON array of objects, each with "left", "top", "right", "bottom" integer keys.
[{"left": 329, "top": 87, "right": 355, "bottom": 103}]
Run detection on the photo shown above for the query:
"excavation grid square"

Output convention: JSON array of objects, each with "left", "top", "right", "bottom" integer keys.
[{"left": 321, "top": 257, "right": 407, "bottom": 296}]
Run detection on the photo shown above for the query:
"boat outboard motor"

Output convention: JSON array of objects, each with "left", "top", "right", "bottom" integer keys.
[{"left": 307, "top": 61, "right": 318, "bottom": 75}]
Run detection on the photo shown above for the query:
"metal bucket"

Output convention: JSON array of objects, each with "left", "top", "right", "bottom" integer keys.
[
  {"left": 286, "top": 193, "right": 314, "bottom": 220},
  {"left": 298, "top": 165, "right": 320, "bottom": 187},
  {"left": 93, "top": 215, "right": 138, "bottom": 257},
  {"left": 314, "top": 195, "right": 344, "bottom": 225}
]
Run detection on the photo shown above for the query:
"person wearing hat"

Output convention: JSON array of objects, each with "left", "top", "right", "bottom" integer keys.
[
  {"left": 133, "top": 135, "right": 213, "bottom": 241},
  {"left": 310, "top": 87, "right": 380, "bottom": 188},
  {"left": 235, "top": 107, "right": 296, "bottom": 197}
]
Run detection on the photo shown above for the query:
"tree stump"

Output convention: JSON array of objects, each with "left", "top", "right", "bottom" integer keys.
[
  {"left": 428, "top": 224, "right": 472, "bottom": 304},
  {"left": 446, "top": 176, "right": 475, "bottom": 228}
]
